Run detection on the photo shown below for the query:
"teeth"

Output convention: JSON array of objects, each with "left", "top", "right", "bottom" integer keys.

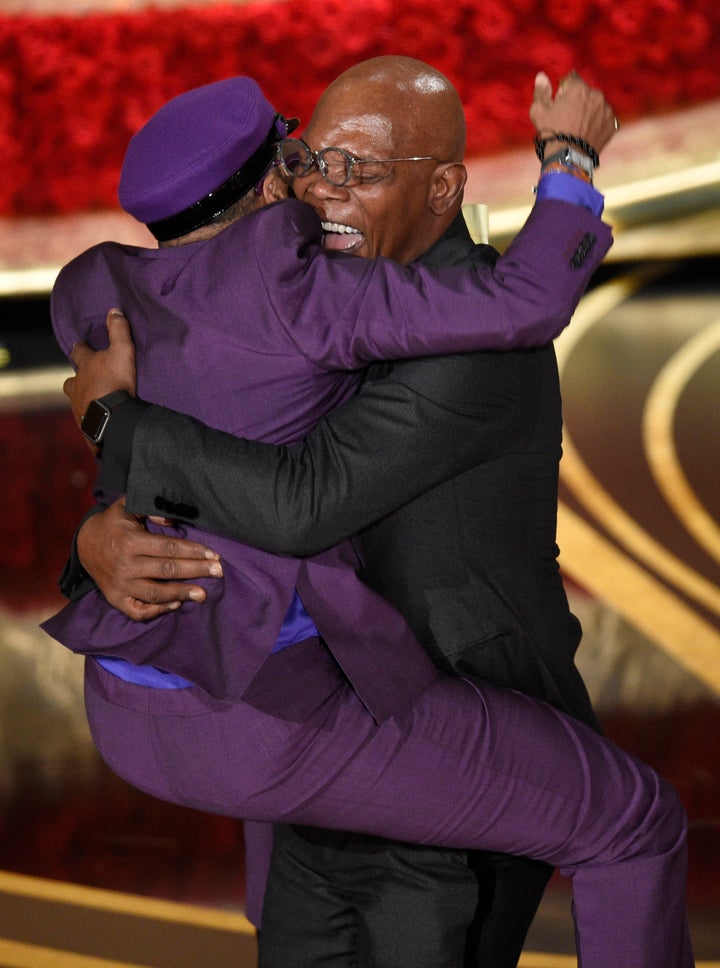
[{"left": 321, "top": 221, "right": 359, "bottom": 234}]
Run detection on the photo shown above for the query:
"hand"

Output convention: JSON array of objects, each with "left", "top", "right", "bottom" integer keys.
[
  {"left": 77, "top": 498, "right": 224, "bottom": 622},
  {"left": 530, "top": 70, "right": 618, "bottom": 158},
  {"left": 63, "top": 308, "right": 137, "bottom": 430}
]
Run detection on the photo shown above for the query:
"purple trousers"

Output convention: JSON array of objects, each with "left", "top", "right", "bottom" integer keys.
[{"left": 84, "top": 641, "right": 693, "bottom": 968}]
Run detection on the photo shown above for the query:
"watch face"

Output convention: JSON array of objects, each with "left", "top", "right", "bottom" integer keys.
[{"left": 81, "top": 399, "right": 110, "bottom": 443}]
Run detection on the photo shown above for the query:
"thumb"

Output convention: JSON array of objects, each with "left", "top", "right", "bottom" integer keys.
[
  {"left": 533, "top": 71, "right": 553, "bottom": 106},
  {"left": 106, "top": 308, "right": 134, "bottom": 347}
]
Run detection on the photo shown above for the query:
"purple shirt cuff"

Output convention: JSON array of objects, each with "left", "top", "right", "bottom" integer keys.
[{"left": 536, "top": 171, "right": 605, "bottom": 217}]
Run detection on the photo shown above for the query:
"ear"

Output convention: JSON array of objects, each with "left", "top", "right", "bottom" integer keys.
[
  {"left": 428, "top": 163, "right": 467, "bottom": 215},
  {"left": 259, "top": 168, "right": 290, "bottom": 205}
]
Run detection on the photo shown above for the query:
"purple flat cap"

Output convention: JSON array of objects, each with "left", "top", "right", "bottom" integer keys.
[{"left": 119, "top": 77, "right": 297, "bottom": 241}]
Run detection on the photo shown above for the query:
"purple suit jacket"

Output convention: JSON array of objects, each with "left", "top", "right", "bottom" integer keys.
[{"left": 43, "top": 198, "right": 611, "bottom": 722}]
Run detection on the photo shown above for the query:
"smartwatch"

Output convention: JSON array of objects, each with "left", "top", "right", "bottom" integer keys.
[{"left": 81, "top": 390, "right": 131, "bottom": 445}]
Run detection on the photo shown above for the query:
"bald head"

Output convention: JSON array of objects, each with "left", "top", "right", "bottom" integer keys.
[
  {"left": 296, "top": 56, "right": 468, "bottom": 264},
  {"left": 318, "top": 56, "right": 466, "bottom": 161}
]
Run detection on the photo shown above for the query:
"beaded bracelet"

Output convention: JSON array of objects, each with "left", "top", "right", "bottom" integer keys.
[{"left": 534, "top": 133, "right": 600, "bottom": 167}]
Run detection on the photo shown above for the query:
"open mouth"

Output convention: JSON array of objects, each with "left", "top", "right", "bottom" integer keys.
[{"left": 321, "top": 221, "right": 364, "bottom": 252}]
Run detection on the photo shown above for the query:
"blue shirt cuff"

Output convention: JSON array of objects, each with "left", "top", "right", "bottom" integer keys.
[{"left": 536, "top": 171, "right": 605, "bottom": 217}]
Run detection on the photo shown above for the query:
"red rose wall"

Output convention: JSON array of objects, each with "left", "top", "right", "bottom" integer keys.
[{"left": 1, "top": 0, "right": 720, "bottom": 216}]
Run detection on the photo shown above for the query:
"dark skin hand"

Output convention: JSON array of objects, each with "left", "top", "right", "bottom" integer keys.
[
  {"left": 77, "top": 498, "right": 223, "bottom": 621},
  {"left": 66, "top": 69, "right": 618, "bottom": 621},
  {"left": 529, "top": 70, "right": 617, "bottom": 156},
  {"left": 67, "top": 310, "right": 223, "bottom": 619},
  {"left": 64, "top": 309, "right": 137, "bottom": 439}
]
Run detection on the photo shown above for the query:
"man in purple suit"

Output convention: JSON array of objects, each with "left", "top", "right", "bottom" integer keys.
[{"left": 48, "top": 69, "right": 693, "bottom": 967}]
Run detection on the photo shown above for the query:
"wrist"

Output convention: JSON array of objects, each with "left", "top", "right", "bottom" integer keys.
[
  {"left": 541, "top": 146, "right": 594, "bottom": 184},
  {"left": 81, "top": 390, "right": 132, "bottom": 446},
  {"left": 76, "top": 510, "right": 100, "bottom": 579},
  {"left": 534, "top": 132, "right": 600, "bottom": 168},
  {"left": 540, "top": 163, "right": 592, "bottom": 185}
]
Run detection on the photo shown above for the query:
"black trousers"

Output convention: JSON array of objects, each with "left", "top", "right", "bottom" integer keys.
[{"left": 258, "top": 824, "right": 553, "bottom": 968}]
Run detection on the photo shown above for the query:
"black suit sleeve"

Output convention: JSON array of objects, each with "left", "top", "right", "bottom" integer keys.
[{"left": 121, "top": 347, "right": 543, "bottom": 557}]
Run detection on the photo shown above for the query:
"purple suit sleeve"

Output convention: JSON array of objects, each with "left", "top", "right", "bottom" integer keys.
[{"left": 256, "top": 198, "right": 612, "bottom": 369}]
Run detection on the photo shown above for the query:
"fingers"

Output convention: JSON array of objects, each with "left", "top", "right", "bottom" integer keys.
[
  {"left": 111, "top": 576, "right": 212, "bottom": 621},
  {"left": 106, "top": 308, "right": 133, "bottom": 347},
  {"left": 103, "top": 527, "right": 223, "bottom": 583},
  {"left": 127, "top": 531, "right": 222, "bottom": 568},
  {"left": 69, "top": 340, "right": 92, "bottom": 368},
  {"left": 78, "top": 499, "right": 223, "bottom": 622},
  {"left": 138, "top": 580, "right": 208, "bottom": 604},
  {"left": 114, "top": 548, "right": 222, "bottom": 619},
  {"left": 63, "top": 307, "right": 139, "bottom": 418},
  {"left": 127, "top": 547, "right": 224, "bottom": 582},
  {"left": 533, "top": 70, "right": 583, "bottom": 111},
  {"left": 558, "top": 69, "right": 583, "bottom": 90},
  {"left": 123, "top": 600, "right": 176, "bottom": 621},
  {"left": 117, "top": 594, "right": 184, "bottom": 623}
]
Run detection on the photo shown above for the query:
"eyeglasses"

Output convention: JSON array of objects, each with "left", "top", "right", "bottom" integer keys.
[{"left": 275, "top": 138, "right": 441, "bottom": 187}]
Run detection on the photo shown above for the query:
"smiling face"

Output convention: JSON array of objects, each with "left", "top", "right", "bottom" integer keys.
[{"left": 292, "top": 57, "right": 467, "bottom": 265}]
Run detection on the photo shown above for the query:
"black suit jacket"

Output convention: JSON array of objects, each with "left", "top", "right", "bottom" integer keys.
[{"left": 356, "top": 219, "right": 597, "bottom": 729}]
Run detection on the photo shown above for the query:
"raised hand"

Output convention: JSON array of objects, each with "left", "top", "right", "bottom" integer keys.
[{"left": 530, "top": 70, "right": 618, "bottom": 160}]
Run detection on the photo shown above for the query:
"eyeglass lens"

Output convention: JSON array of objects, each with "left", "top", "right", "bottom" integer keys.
[{"left": 277, "top": 139, "right": 358, "bottom": 187}]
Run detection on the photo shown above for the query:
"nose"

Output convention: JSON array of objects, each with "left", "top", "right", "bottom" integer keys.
[{"left": 294, "top": 169, "right": 347, "bottom": 203}]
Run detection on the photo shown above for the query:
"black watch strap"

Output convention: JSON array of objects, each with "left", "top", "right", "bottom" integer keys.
[{"left": 81, "top": 390, "right": 131, "bottom": 445}]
